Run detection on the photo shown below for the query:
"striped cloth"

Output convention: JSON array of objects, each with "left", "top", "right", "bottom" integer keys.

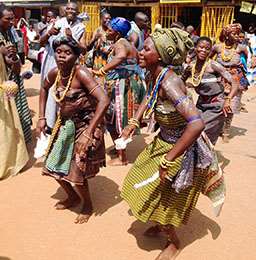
[
  {"left": 121, "top": 136, "right": 206, "bottom": 227},
  {"left": 45, "top": 120, "right": 75, "bottom": 175},
  {"left": 13, "top": 75, "right": 32, "bottom": 144}
]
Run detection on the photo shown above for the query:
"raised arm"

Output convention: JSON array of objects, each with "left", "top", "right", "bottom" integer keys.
[{"left": 93, "top": 40, "right": 128, "bottom": 76}]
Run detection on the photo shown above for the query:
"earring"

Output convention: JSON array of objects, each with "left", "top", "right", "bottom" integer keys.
[{"left": 158, "top": 58, "right": 162, "bottom": 61}]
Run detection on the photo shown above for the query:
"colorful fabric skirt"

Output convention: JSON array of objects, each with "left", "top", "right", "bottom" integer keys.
[
  {"left": 105, "top": 74, "right": 145, "bottom": 134},
  {"left": 121, "top": 135, "right": 224, "bottom": 227},
  {"left": 43, "top": 115, "right": 106, "bottom": 185}
]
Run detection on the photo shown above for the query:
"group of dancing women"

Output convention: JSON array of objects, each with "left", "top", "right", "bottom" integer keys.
[{"left": 0, "top": 3, "right": 248, "bottom": 257}]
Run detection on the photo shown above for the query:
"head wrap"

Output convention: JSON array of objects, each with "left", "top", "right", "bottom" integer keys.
[
  {"left": 150, "top": 28, "right": 194, "bottom": 66},
  {"left": 110, "top": 17, "right": 131, "bottom": 38},
  {"left": 52, "top": 36, "right": 81, "bottom": 56},
  {"left": 219, "top": 23, "right": 242, "bottom": 42}
]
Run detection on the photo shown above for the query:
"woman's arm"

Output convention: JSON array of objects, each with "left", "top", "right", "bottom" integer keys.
[
  {"left": 100, "top": 40, "right": 128, "bottom": 72},
  {"left": 211, "top": 60, "right": 238, "bottom": 99},
  {"left": 36, "top": 68, "right": 57, "bottom": 135},
  {"left": 161, "top": 76, "right": 205, "bottom": 162},
  {"left": 77, "top": 66, "right": 110, "bottom": 136}
]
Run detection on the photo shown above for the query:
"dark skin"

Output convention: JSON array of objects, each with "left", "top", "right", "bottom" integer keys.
[
  {"left": 129, "top": 12, "right": 149, "bottom": 49},
  {"left": 0, "top": 9, "right": 21, "bottom": 75},
  {"left": 183, "top": 40, "right": 238, "bottom": 117},
  {"left": 210, "top": 30, "right": 248, "bottom": 67},
  {"left": 122, "top": 37, "right": 205, "bottom": 257},
  {"left": 93, "top": 27, "right": 139, "bottom": 166},
  {"left": 40, "top": 3, "right": 86, "bottom": 54},
  {"left": 37, "top": 44, "right": 109, "bottom": 224},
  {"left": 87, "top": 13, "right": 111, "bottom": 51}
]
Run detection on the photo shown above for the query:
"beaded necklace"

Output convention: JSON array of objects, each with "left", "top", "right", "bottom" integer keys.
[
  {"left": 221, "top": 43, "right": 236, "bottom": 62},
  {"left": 52, "top": 66, "right": 76, "bottom": 103},
  {"left": 143, "top": 67, "right": 170, "bottom": 119},
  {"left": 191, "top": 59, "right": 209, "bottom": 87}
]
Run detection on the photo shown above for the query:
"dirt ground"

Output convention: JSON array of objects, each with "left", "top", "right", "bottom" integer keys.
[{"left": 0, "top": 66, "right": 256, "bottom": 260}]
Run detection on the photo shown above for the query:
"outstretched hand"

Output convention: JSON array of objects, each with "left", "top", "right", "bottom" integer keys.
[
  {"left": 36, "top": 119, "right": 47, "bottom": 136},
  {"left": 121, "top": 125, "right": 136, "bottom": 140},
  {"left": 223, "top": 99, "right": 232, "bottom": 117}
]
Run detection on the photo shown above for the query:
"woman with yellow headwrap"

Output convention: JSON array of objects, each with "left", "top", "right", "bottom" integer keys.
[{"left": 120, "top": 28, "right": 225, "bottom": 259}]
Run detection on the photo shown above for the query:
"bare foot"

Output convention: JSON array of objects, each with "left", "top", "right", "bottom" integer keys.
[
  {"left": 74, "top": 203, "right": 93, "bottom": 224},
  {"left": 155, "top": 244, "right": 180, "bottom": 260},
  {"left": 108, "top": 158, "right": 128, "bottom": 166},
  {"left": 144, "top": 225, "right": 162, "bottom": 237},
  {"left": 55, "top": 196, "right": 80, "bottom": 210},
  {"left": 222, "top": 135, "right": 229, "bottom": 143}
]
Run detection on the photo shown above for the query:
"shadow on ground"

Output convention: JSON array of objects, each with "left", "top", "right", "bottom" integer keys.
[
  {"left": 0, "top": 257, "right": 11, "bottom": 260},
  {"left": 51, "top": 175, "right": 122, "bottom": 216},
  {"left": 128, "top": 209, "right": 221, "bottom": 252},
  {"left": 126, "top": 134, "right": 149, "bottom": 163},
  {"left": 229, "top": 125, "right": 247, "bottom": 140},
  {"left": 106, "top": 133, "right": 149, "bottom": 162}
]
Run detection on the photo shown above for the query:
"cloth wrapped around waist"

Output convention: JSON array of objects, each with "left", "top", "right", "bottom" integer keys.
[
  {"left": 45, "top": 119, "right": 75, "bottom": 176},
  {"left": 160, "top": 126, "right": 213, "bottom": 192}
]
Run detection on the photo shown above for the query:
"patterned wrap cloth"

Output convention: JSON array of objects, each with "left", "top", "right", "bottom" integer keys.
[
  {"left": 151, "top": 28, "right": 194, "bottom": 65},
  {"left": 105, "top": 55, "right": 145, "bottom": 135},
  {"left": 121, "top": 99, "right": 225, "bottom": 227},
  {"left": 43, "top": 87, "right": 106, "bottom": 185}
]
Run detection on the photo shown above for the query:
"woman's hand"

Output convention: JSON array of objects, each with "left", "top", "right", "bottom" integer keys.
[
  {"left": 36, "top": 118, "right": 47, "bottom": 136},
  {"left": 121, "top": 125, "right": 136, "bottom": 140},
  {"left": 75, "top": 132, "right": 93, "bottom": 159},
  {"left": 159, "top": 166, "right": 168, "bottom": 184},
  {"left": 223, "top": 98, "right": 232, "bottom": 117}
]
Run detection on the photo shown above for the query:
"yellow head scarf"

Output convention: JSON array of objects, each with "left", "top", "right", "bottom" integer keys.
[{"left": 151, "top": 28, "right": 194, "bottom": 66}]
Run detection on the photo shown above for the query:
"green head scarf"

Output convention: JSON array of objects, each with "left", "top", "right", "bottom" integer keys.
[{"left": 151, "top": 28, "right": 194, "bottom": 66}]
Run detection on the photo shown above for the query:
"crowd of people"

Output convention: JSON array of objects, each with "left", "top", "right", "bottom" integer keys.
[{"left": 1, "top": 2, "right": 256, "bottom": 259}]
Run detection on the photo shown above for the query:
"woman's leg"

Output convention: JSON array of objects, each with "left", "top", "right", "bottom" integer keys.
[
  {"left": 155, "top": 225, "right": 180, "bottom": 260},
  {"left": 73, "top": 180, "right": 93, "bottom": 224},
  {"left": 55, "top": 180, "right": 80, "bottom": 210},
  {"left": 222, "top": 113, "right": 233, "bottom": 143}
]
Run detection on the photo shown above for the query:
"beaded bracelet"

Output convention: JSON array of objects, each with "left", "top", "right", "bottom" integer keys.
[
  {"left": 82, "top": 131, "right": 93, "bottom": 141},
  {"left": 99, "top": 68, "right": 107, "bottom": 76},
  {"left": 128, "top": 118, "right": 140, "bottom": 128},
  {"left": 160, "top": 154, "right": 175, "bottom": 169}
]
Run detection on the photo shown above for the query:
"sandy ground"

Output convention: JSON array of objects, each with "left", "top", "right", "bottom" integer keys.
[{"left": 0, "top": 65, "right": 256, "bottom": 260}]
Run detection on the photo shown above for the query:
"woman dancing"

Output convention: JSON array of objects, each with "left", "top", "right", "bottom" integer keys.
[
  {"left": 93, "top": 17, "right": 145, "bottom": 166},
  {"left": 121, "top": 28, "right": 225, "bottom": 259},
  {"left": 210, "top": 23, "right": 249, "bottom": 142},
  {"left": 182, "top": 36, "right": 238, "bottom": 145},
  {"left": 37, "top": 37, "right": 109, "bottom": 224}
]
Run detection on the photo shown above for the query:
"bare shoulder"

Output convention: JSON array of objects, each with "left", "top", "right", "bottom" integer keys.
[
  {"left": 237, "top": 43, "right": 247, "bottom": 53},
  {"left": 76, "top": 65, "right": 93, "bottom": 79},
  {"left": 162, "top": 71, "right": 185, "bottom": 94},
  {"left": 47, "top": 67, "right": 58, "bottom": 82}
]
